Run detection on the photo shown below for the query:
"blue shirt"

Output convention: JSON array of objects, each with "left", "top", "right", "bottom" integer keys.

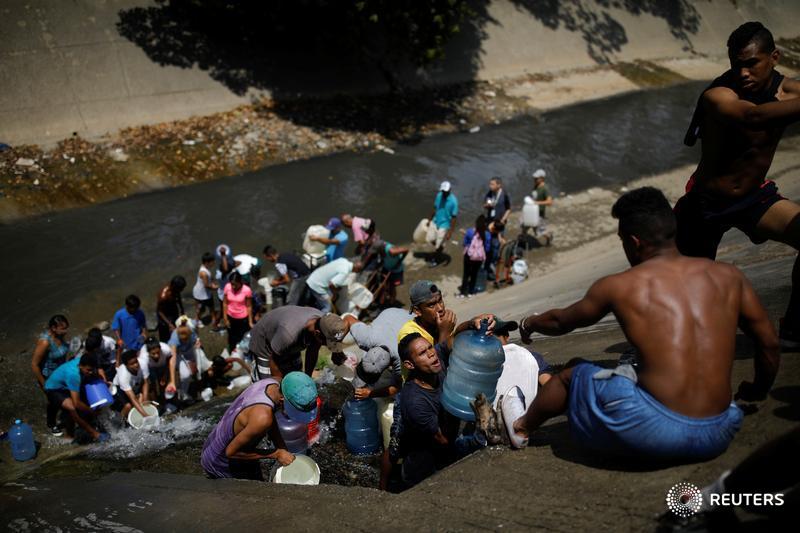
[
  {"left": 45, "top": 358, "right": 82, "bottom": 392},
  {"left": 112, "top": 307, "right": 147, "bottom": 350},
  {"left": 325, "top": 229, "right": 349, "bottom": 263},
  {"left": 169, "top": 330, "right": 198, "bottom": 362},
  {"left": 382, "top": 242, "right": 404, "bottom": 273},
  {"left": 462, "top": 228, "right": 492, "bottom": 253},
  {"left": 433, "top": 192, "right": 458, "bottom": 230}
]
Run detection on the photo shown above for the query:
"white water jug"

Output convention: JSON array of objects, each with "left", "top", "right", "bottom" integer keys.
[{"left": 522, "top": 196, "right": 540, "bottom": 228}]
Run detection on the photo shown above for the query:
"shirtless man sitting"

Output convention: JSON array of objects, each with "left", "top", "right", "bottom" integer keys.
[
  {"left": 676, "top": 21, "right": 800, "bottom": 349},
  {"left": 502, "top": 187, "right": 780, "bottom": 461}
]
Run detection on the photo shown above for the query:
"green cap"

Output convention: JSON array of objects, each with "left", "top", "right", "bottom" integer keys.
[{"left": 281, "top": 372, "right": 319, "bottom": 423}]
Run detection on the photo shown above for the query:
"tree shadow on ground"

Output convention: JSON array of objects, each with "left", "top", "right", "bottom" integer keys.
[
  {"left": 514, "top": 0, "right": 702, "bottom": 63},
  {"left": 116, "top": 0, "right": 702, "bottom": 135}
]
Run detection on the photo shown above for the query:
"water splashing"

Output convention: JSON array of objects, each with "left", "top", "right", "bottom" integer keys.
[{"left": 86, "top": 415, "right": 211, "bottom": 460}]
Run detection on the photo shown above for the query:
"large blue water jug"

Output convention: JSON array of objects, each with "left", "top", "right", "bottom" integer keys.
[
  {"left": 9, "top": 420, "right": 36, "bottom": 461},
  {"left": 343, "top": 399, "right": 381, "bottom": 455},
  {"left": 442, "top": 320, "right": 505, "bottom": 421},
  {"left": 276, "top": 410, "right": 309, "bottom": 454}
]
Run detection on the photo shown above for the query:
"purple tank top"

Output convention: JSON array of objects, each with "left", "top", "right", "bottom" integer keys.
[{"left": 200, "top": 378, "right": 278, "bottom": 478}]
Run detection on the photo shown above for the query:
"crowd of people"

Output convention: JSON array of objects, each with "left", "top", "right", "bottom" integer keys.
[
  {"left": 29, "top": 166, "right": 548, "bottom": 443},
  {"left": 26, "top": 22, "right": 800, "bottom": 514}
]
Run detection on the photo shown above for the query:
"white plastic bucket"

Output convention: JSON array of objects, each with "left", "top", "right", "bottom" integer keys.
[
  {"left": 413, "top": 219, "right": 430, "bottom": 244},
  {"left": 127, "top": 403, "right": 160, "bottom": 430},
  {"left": 271, "top": 454, "right": 321, "bottom": 485},
  {"left": 303, "top": 225, "right": 329, "bottom": 255}
]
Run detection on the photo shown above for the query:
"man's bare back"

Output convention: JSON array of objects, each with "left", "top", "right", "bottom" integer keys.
[
  {"left": 597, "top": 254, "right": 756, "bottom": 417},
  {"left": 509, "top": 187, "right": 779, "bottom": 458}
]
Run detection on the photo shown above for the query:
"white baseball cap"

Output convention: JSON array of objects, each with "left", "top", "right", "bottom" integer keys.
[
  {"left": 533, "top": 169, "right": 546, "bottom": 178},
  {"left": 440, "top": 180, "right": 452, "bottom": 192}
]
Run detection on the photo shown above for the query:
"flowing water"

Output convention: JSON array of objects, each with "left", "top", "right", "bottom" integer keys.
[{"left": 2, "top": 81, "right": 758, "bottom": 479}]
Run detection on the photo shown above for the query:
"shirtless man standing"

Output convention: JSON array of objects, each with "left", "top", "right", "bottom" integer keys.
[
  {"left": 502, "top": 187, "right": 780, "bottom": 461},
  {"left": 675, "top": 21, "right": 800, "bottom": 348}
]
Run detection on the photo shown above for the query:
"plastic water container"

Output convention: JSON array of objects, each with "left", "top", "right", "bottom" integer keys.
[
  {"left": 271, "top": 454, "right": 320, "bottom": 485},
  {"left": 522, "top": 196, "right": 540, "bottom": 228},
  {"left": 301, "top": 252, "right": 327, "bottom": 270},
  {"left": 276, "top": 410, "right": 309, "bottom": 454},
  {"left": 475, "top": 268, "right": 487, "bottom": 293},
  {"left": 377, "top": 398, "right": 394, "bottom": 451},
  {"left": 303, "top": 225, "right": 329, "bottom": 255},
  {"left": 442, "top": 320, "right": 505, "bottom": 421},
  {"left": 348, "top": 283, "right": 373, "bottom": 310},
  {"left": 511, "top": 259, "right": 529, "bottom": 285},
  {"left": 307, "top": 396, "right": 323, "bottom": 445},
  {"left": 226, "top": 375, "right": 253, "bottom": 390},
  {"left": 343, "top": 398, "right": 381, "bottom": 455},
  {"left": 413, "top": 218, "right": 430, "bottom": 244},
  {"left": 9, "top": 420, "right": 36, "bottom": 461},
  {"left": 271, "top": 286, "right": 288, "bottom": 308},
  {"left": 84, "top": 380, "right": 114, "bottom": 410},
  {"left": 238, "top": 332, "right": 251, "bottom": 353},
  {"left": 127, "top": 403, "right": 160, "bottom": 430}
]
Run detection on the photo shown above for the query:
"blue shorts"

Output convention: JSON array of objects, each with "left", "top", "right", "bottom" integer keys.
[{"left": 568, "top": 363, "right": 743, "bottom": 461}]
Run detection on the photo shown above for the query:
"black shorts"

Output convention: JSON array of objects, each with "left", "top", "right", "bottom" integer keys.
[
  {"left": 386, "top": 270, "right": 404, "bottom": 286},
  {"left": 111, "top": 391, "right": 132, "bottom": 412},
  {"left": 46, "top": 388, "right": 71, "bottom": 408},
  {"left": 194, "top": 297, "right": 214, "bottom": 312},
  {"left": 146, "top": 365, "right": 168, "bottom": 383},
  {"left": 674, "top": 180, "right": 784, "bottom": 259},
  {"left": 228, "top": 458, "right": 264, "bottom": 481}
]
